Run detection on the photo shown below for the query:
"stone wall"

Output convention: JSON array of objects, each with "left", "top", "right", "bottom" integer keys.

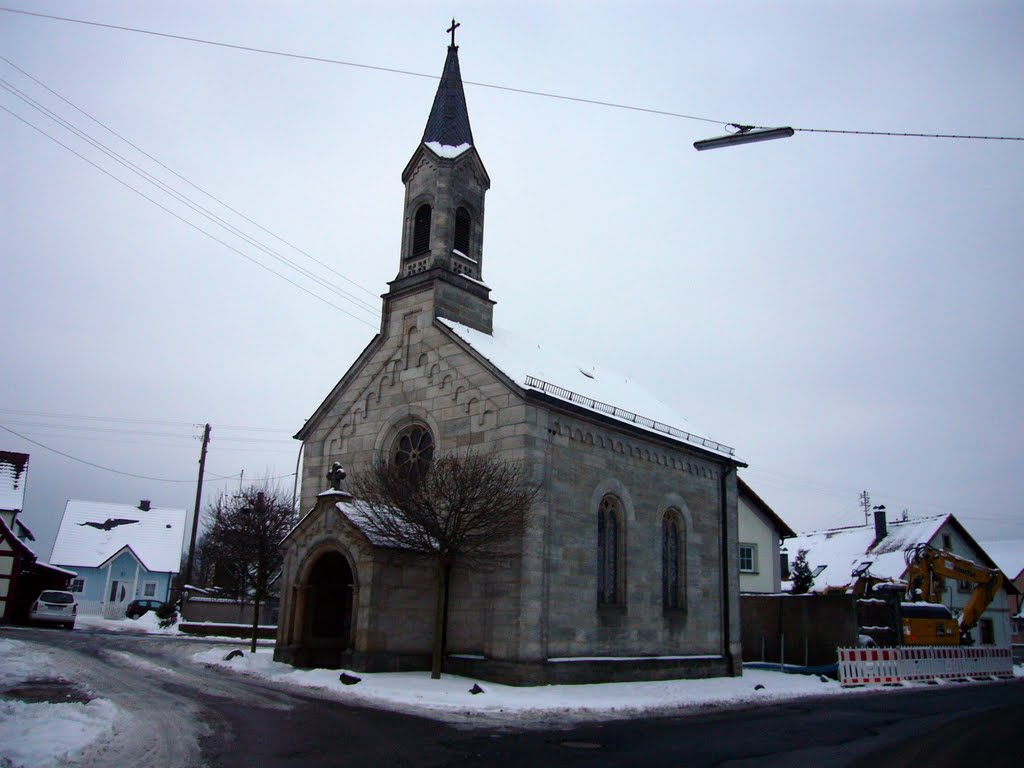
[{"left": 518, "top": 406, "right": 740, "bottom": 667}]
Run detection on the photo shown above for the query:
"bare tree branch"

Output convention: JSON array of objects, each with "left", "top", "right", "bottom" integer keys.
[{"left": 348, "top": 452, "right": 537, "bottom": 678}]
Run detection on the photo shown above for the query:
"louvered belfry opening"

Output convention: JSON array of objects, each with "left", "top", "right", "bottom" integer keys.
[
  {"left": 412, "top": 204, "right": 432, "bottom": 257},
  {"left": 454, "top": 206, "right": 471, "bottom": 254}
]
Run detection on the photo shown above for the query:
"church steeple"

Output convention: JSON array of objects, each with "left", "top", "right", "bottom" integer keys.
[{"left": 385, "top": 26, "right": 494, "bottom": 336}]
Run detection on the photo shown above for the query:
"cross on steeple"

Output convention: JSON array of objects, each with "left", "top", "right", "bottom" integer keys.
[{"left": 447, "top": 18, "right": 460, "bottom": 47}]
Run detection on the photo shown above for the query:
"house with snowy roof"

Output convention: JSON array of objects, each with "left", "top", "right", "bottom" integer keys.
[
  {"left": 275, "top": 37, "right": 745, "bottom": 684},
  {"left": 1, "top": 451, "right": 76, "bottom": 623},
  {"left": 784, "top": 510, "right": 1014, "bottom": 646},
  {"left": 50, "top": 499, "right": 187, "bottom": 618}
]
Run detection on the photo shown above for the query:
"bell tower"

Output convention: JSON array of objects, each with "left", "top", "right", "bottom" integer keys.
[{"left": 383, "top": 23, "right": 494, "bottom": 335}]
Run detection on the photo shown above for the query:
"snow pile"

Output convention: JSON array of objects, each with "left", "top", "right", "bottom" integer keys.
[
  {"left": 193, "top": 648, "right": 857, "bottom": 724},
  {"left": 0, "top": 639, "right": 118, "bottom": 768},
  {"left": 75, "top": 611, "right": 180, "bottom": 635}
]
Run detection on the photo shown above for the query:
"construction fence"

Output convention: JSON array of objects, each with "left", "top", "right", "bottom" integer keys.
[{"left": 838, "top": 646, "right": 1013, "bottom": 686}]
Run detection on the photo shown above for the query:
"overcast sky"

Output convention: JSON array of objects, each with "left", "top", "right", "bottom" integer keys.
[{"left": 2, "top": 1, "right": 1022, "bottom": 562}]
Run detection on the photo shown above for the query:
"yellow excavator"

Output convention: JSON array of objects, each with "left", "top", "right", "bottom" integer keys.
[{"left": 901, "top": 543, "right": 1004, "bottom": 646}]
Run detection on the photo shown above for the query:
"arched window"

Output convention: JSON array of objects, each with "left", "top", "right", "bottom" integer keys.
[
  {"left": 392, "top": 424, "right": 434, "bottom": 476},
  {"left": 412, "top": 204, "right": 431, "bottom": 257},
  {"left": 454, "top": 206, "right": 471, "bottom": 254},
  {"left": 662, "top": 510, "right": 686, "bottom": 610},
  {"left": 597, "top": 495, "right": 624, "bottom": 605}
]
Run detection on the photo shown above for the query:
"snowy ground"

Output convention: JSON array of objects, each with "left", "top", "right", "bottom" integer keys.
[
  {"left": 0, "top": 637, "right": 118, "bottom": 768},
  {"left": 3, "top": 627, "right": 1022, "bottom": 768},
  {"left": 194, "top": 646, "right": 1024, "bottom": 727}
]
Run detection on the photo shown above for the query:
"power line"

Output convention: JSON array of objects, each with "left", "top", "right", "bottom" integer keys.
[
  {"left": 0, "top": 408, "right": 298, "bottom": 444},
  {"left": 2, "top": 7, "right": 1021, "bottom": 143},
  {"left": 787, "top": 126, "right": 1023, "bottom": 143},
  {"left": 0, "top": 103, "right": 377, "bottom": 327},
  {"left": 0, "top": 73, "right": 380, "bottom": 320},
  {"left": 0, "top": 55, "right": 380, "bottom": 303},
  {"left": 0, "top": 407, "right": 296, "bottom": 435},
  {"left": 0, "top": 422, "right": 218, "bottom": 483}
]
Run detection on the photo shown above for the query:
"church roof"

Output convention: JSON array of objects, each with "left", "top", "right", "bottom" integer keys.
[
  {"left": 421, "top": 45, "right": 475, "bottom": 148},
  {"left": 439, "top": 319, "right": 738, "bottom": 460},
  {"left": 50, "top": 500, "right": 187, "bottom": 572}
]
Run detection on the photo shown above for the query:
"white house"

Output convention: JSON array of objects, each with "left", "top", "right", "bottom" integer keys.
[
  {"left": 50, "top": 499, "right": 186, "bottom": 618},
  {"left": 737, "top": 477, "right": 795, "bottom": 593},
  {"left": 785, "top": 511, "right": 1014, "bottom": 646}
]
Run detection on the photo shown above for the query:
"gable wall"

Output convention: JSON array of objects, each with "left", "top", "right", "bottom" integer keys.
[
  {"left": 738, "top": 497, "right": 782, "bottom": 593},
  {"left": 294, "top": 294, "right": 535, "bottom": 660}
]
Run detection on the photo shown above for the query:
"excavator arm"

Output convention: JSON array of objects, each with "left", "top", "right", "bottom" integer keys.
[{"left": 904, "top": 543, "right": 1003, "bottom": 639}]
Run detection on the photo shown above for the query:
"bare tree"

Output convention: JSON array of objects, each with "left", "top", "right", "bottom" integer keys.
[
  {"left": 349, "top": 452, "right": 537, "bottom": 679},
  {"left": 203, "top": 482, "right": 295, "bottom": 653}
]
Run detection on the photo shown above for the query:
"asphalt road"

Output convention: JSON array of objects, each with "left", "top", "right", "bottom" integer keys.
[{"left": 6, "top": 625, "right": 1023, "bottom": 767}]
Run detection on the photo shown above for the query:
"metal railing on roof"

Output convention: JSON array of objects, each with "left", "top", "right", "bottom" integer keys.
[{"left": 523, "top": 375, "right": 735, "bottom": 457}]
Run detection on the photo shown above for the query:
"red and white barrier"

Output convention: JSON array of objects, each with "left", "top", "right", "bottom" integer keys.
[
  {"left": 838, "top": 648, "right": 901, "bottom": 685},
  {"left": 838, "top": 646, "right": 1013, "bottom": 686}
]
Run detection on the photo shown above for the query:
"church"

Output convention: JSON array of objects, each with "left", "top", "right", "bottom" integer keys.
[{"left": 274, "top": 33, "right": 744, "bottom": 685}]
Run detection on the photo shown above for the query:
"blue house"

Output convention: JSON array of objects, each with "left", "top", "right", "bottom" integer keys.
[{"left": 49, "top": 499, "right": 186, "bottom": 618}]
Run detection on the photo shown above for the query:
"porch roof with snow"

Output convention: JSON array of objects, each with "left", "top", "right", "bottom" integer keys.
[
  {"left": 49, "top": 500, "right": 187, "bottom": 573},
  {"left": 439, "top": 320, "right": 739, "bottom": 461},
  {"left": 785, "top": 513, "right": 1000, "bottom": 592}
]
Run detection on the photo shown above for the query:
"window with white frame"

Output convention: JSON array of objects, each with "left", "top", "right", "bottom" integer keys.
[
  {"left": 70, "top": 578, "right": 85, "bottom": 594},
  {"left": 142, "top": 581, "right": 158, "bottom": 598},
  {"left": 739, "top": 543, "right": 758, "bottom": 573}
]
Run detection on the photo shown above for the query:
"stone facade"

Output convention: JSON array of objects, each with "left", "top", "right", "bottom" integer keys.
[{"left": 274, "top": 42, "right": 743, "bottom": 684}]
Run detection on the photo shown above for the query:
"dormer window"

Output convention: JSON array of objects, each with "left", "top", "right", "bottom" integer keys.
[
  {"left": 454, "top": 206, "right": 471, "bottom": 254},
  {"left": 412, "top": 204, "right": 432, "bottom": 257}
]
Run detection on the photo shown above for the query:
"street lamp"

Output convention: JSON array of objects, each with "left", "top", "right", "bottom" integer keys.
[{"left": 694, "top": 124, "right": 794, "bottom": 151}]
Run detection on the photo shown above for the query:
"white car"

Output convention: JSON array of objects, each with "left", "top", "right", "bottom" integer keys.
[{"left": 30, "top": 590, "right": 78, "bottom": 629}]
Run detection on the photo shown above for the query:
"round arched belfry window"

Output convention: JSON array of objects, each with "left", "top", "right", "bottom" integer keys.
[{"left": 393, "top": 424, "right": 434, "bottom": 473}]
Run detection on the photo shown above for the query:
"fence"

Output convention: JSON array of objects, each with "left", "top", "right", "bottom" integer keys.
[{"left": 838, "top": 646, "right": 1013, "bottom": 686}]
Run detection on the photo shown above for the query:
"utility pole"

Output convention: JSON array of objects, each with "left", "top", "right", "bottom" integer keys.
[
  {"left": 859, "top": 490, "right": 871, "bottom": 525},
  {"left": 184, "top": 423, "right": 211, "bottom": 592}
]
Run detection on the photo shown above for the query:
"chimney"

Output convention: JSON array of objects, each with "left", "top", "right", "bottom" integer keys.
[
  {"left": 139, "top": 499, "right": 151, "bottom": 512},
  {"left": 873, "top": 505, "right": 887, "bottom": 543}
]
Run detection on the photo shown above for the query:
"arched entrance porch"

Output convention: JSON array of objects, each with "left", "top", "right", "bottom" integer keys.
[{"left": 293, "top": 549, "right": 355, "bottom": 669}]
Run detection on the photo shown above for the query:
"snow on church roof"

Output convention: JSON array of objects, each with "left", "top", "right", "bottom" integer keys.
[
  {"left": 424, "top": 141, "right": 471, "bottom": 159},
  {"left": 50, "top": 500, "right": 187, "bottom": 573},
  {"left": 439, "top": 319, "right": 737, "bottom": 459}
]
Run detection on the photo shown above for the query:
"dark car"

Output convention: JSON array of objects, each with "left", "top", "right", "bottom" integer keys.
[{"left": 126, "top": 599, "right": 166, "bottom": 620}]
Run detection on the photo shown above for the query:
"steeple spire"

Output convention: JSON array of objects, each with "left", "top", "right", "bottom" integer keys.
[{"left": 421, "top": 29, "right": 474, "bottom": 148}]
